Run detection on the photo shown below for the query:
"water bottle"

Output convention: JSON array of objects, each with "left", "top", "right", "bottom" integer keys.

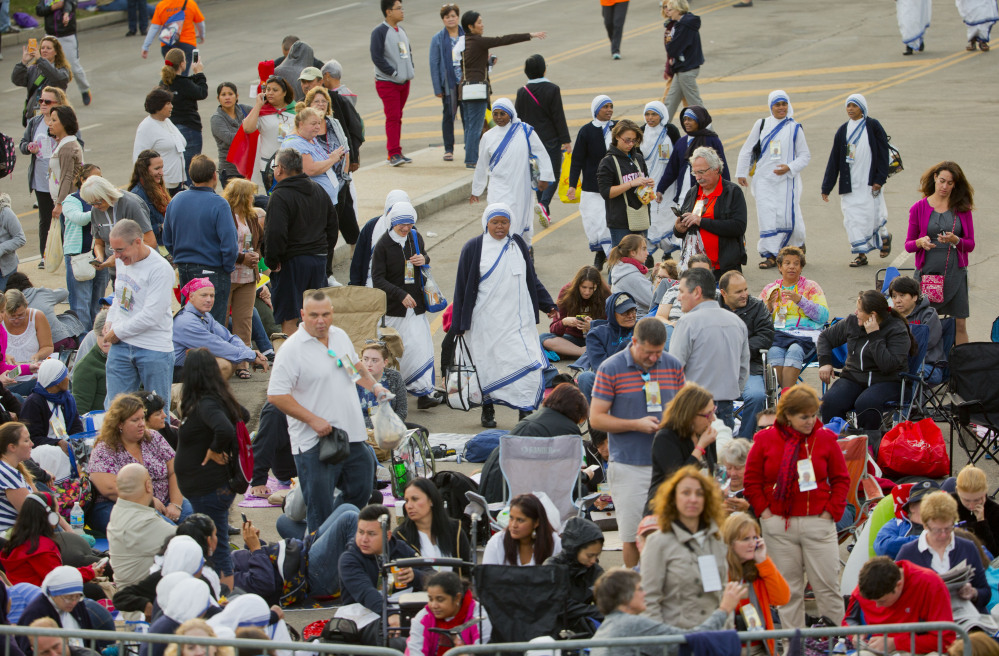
[
  {"left": 775, "top": 305, "right": 787, "bottom": 329},
  {"left": 714, "top": 465, "right": 729, "bottom": 493},
  {"left": 832, "top": 638, "right": 847, "bottom": 654},
  {"left": 392, "top": 456, "right": 408, "bottom": 490},
  {"left": 70, "top": 502, "right": 85, "bottom": 535}
]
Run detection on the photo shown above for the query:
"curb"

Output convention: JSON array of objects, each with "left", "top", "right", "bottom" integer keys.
[{"left": 3, "top": 10, "right": 126, "bottom": 47}]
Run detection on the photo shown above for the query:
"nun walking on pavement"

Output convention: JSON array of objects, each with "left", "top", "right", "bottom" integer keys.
[
  {"left": 735, "top": 90, "right": 811, "bottom": 269},
  {"left": 641, "top": 101, "right": 681, "bottom": 255},
  {"left": 567, "top": 95, "right": 616, "bottom": 269}
]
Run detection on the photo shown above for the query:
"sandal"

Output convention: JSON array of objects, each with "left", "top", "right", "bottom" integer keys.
[
  {"left": 443, "top": 152, "right": 454, "bottom": 161},
  {"left": 758, "top": 257, "right": 777, "bottom": 269},
  {"left": 967, "top": 38, "right": 978, "bottom": 51},
  {"left": 980, "top": 41, "right": 990, "bottom": 52},
  {"left": 880, "top": 233, "right": 893, "bottom": 258},
  {"left": 849, "top": 253, "right": 868, "bottom": 267},
  {"left": 235, "top": 368, "right": 252, "bottom": 379}
]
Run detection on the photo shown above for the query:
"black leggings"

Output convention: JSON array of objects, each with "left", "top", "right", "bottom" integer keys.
[{"left": 35, "top": 190, "right": 54, "bottom": 257}]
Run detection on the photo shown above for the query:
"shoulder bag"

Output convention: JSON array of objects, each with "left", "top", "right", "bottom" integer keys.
[
  {"left": 411, "top": 231, "right": 448, "bottom": 313},
  {"left": 444, "top": 335, "right": 483, "bottom": 411},
  {"left": 459, "top": 45, "right": 488, "bottom": 101},
  {"left": 158, "top": 0, "right": 189, "bottom": 47},
  {"left": 611, "top": 155, "right": 651, "bottom": 232},
  {"left": 919, "top": 212, "right": 957, "bottom": 304}
]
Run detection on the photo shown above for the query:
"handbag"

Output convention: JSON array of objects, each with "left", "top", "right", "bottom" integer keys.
[
  {"left": 459, "top": 48, "right": 489, "bottom": 101},
  {"left": 318, "top": 426, "right": 351, "bottom": 464},
  {"left": 158, "top": 0, "right": 189, "bottom": 47},
  {"left": 610, "top": 155, "right": 650, "bottom": 232},
  {"left": 411, "top": 231, "right": 448, "bottom": 312},
  {"left": 444, "top": 335, "right": 483, "bottom": 411},
  {"left": 919, "top": 212, "right": 957, "bottom": 304},
  {"left": 71, "top": 252, "right": 96, "bottom": 281}
]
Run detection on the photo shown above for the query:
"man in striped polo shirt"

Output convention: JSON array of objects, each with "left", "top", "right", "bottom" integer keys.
[{"left": 590, "top": 318, "right": 685, "bottom": 568}]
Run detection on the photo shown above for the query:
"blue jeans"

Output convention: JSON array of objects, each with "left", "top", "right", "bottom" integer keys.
[
  {"left": 64, "top": 256, "right": 110, "bottom": 330},
  {"left": 609, "top": 228, "right": 648, "bottom": 249},
  {"left": 307, "top": 503, "right": 359, "bottom": 597},
  {"left": 461, "top": 99, "right": 489, "bottom": 166},
  {"left": 716, "top": 400, "right": 735, "bottom": 431},
  {"left": 768, "top": 343, "right": 809, "bottom": 370},
  {"left": 737, "top": 375, "right": 767, "bottom": 439},
  {"left": 187, "top": 486, "right": 236, "bottom": 576},
  {"left": 126, "top": 0, "right": 148, "bottom": 32},
  {"left": 0, "top": 0, "right": 10, "bottom": 32},
  {"left": 577, "top": 371, "right": 596, "bottom": 404},
  {"left": 440, "top": 92, "right": 462, "bottom": 153},
  {"left": 105, "top": 342, "right": 174, "bottom": 411},
  {"left": 176, "top": 262, "right": 231, "bottom": 327},
  {"left": 250, "top": 307, "right": 273, "bottom": 352},
  {"left": 292, "top": 442, "right": 375, "bottom": 535},
  {"left": 175, "top": 124, "right": 203, "bottom": 187},
  {"left": 276, "top": 513, "right": 306, "bottom": 541}
]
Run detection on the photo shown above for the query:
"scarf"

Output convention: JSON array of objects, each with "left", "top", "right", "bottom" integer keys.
[
  {"left": 621, "top": 257, "right": 649, "bottom": 275},
  {"left": 429, "top": 592, "right": 475, "bottom": 656},
  {"left": 32, "top": 383, "right": 80, "bottom": 436},
  {"left": 226, "top": 102, "right": 283, "bottom": 179},
  {"left": 771, "top": 420, "right": 819, "bottom": 519},
  {"left": 681, "top": 105, "right": 718, "bottom": 160}
]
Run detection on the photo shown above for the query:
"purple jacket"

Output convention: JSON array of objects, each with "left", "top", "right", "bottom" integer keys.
[{"left": 905, "top": 198, "right": 975, "bottom": 270}]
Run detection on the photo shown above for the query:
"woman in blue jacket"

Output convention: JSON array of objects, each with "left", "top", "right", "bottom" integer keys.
[{"left": 429, "top": 4, "right": 464, "bottom": 162}]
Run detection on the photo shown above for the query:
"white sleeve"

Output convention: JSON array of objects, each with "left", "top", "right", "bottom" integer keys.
[
  {"left": 404, "top": 608, "right": 428, "bottom": 656},
  {"left": 734, "top": 119, "right": 763, "bottom": 179},
  {"left": 471, "top": 134, "right": 491, "bottom": 196},
  {"left": 788, "top": 124, "right": 811, "bottom": 177},
  {"left": 267, "top": 347, "right": 299, "bottom": 397},
  {"left": 531, "top": 130, "right": 555, "bottom": 182},
  {"left": 113, "top": 260, "right": 175, "bottom": 341},
  {"left": 481, "top": 532, "right": 506, "bottom": 565},
  {"left": 133, "top": 120, "right": 150, "bottom": 162}
]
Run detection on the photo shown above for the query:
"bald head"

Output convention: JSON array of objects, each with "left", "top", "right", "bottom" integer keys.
[{"left": 117, "top": 463, "right": 153, "bottom": 504}]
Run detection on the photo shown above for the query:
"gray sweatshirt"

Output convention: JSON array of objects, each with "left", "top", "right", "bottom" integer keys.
[
  {"left": 0, "top": 199, "right": 26, "bottom": 278},
  {"left": 609, "top": 262, "right": 654, "bottom": 316},
  {"left": 589, "top": 610, "right": 728, "bottom": 656},
  {"left": 370, "top": 21, "right": 416, "bottom": 84}
]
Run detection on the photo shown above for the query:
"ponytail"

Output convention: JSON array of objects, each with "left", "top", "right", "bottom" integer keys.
[
  {"left": 858, "top": 290, "right": 918, "bottom": 356},
  {"left": 606, "top": 234, "right": 646, "bottom": 271},
  {"left": 160, "top": 48, "right": 186, "bottom": 87}
]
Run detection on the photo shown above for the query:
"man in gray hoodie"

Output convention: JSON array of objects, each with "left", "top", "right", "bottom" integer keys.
[{"left": 370, "top": 0, "right": 415, "bottom": 166}]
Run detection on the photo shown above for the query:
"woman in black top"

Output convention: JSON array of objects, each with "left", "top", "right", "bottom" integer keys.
[
  {"left": 176, "top": 348, "right": 248, "bottom": 581},
  {"left": 371, "top": 202, "right": 438, "bottom": 408},
  {"left": 648, "top": 382, "right": 718, "bottom": 505},
  {"left": 596, "top": 119, "right": 654, "bottom": 249},
  {"left": 159, "top": 48, "right": 209, "bottom": 186},
  {"left": 395, "top": 478, "right": 472, "bottom": 577}
]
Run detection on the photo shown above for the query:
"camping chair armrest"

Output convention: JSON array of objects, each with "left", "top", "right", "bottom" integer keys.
[
  {"left": 951, "top": 392, "right": 985, "bottom": 425},
  {"left": 899, "top": 372, "right": 923, "bottom": 383}
]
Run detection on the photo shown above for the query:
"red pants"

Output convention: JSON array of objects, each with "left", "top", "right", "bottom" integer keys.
[{"left": 375, "top": 79, "right": 410, "bottom": 157}]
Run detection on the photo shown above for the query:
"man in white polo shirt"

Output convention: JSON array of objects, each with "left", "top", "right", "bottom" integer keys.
[{"left": 267, "top": 290, "right": 387, "bottom": 534}]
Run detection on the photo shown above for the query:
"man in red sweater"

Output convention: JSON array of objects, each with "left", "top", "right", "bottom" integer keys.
[{"left": 845, "top": 557, "right": 955, "bottom": 654}]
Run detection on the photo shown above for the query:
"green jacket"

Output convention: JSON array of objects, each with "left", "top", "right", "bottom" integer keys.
[{"left": 71, "top": 347, "right": 107, "bottom": 415}]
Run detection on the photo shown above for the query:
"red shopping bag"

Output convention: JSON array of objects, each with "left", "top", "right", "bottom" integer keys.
[{"left": 876, "top": 418, "right": 950, "bottom": 478}]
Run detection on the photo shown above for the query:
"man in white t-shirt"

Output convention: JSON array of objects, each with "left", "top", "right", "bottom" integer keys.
[
  {"left": 104, "top": 219, "right": 176, "bottom": 411},
  {"left": 267, "top": 291, "right": 387, "bottom": 534}
]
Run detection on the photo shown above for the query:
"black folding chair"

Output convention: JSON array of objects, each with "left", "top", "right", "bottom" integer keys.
[
  {"left": 947, "top": 343, "right": 999, "bottom": 496},
  {"left": 474, "top": 564, "right": 569, "bottom": 644},
  {"left": 904, "top": 316, "right": 956, "bottom": 421}
]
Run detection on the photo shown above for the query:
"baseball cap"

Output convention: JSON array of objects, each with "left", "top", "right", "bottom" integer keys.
[
  {"left": 905, "top": 480, "right": 941, "bottom": 508},
  {"left": 614, "top": 294, "right": 637, "bottom": 314},
  {"left": 298, "top": 67, "right": 322, "bottom": 81}
]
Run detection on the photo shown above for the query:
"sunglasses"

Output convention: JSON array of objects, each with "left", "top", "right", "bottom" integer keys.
[
  {"left": 365, "top": 339, "right": 386, "bottom": 346},
  {"left": 39, "top": 99, "right": 57, "bottom": 106}
]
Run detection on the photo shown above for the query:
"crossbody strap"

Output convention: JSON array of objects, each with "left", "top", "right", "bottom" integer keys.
[
  {"left": 941, "top": 211, "right": 958, "bottom": 277},
  {"left": 523, "top": 84, "right": 540, "bottom": 106}
]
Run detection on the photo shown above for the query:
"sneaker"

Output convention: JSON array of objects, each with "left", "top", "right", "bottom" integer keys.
[
  {"left": 388, "top": 154, "right": 405, "bottom": 167},
  {"left": 400, "top": 154, "right": 413, "bottom": 164},
  {"left": 611, "top": 53, "right": 621, "bottom": 60},
  {"left": 327, "top": 274, "right": 343, "bottom": 288},
  {"left": 38, "top": 259, "right": 45, "bottom": 269},
  {"left": 536, "top": 203, "right": 550, "bottom": 229},
  {"left": 82, "top": 91, "right": 92, "bottom": 106},
  {"left": 125, "top": 30, "right": 137, "bottom": 36},
  {"left": 0, "top": 26, "right": 21, "bottom": 34}
]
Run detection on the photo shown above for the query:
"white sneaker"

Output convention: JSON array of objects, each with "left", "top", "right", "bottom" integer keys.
[
  {"left": 536, "top": 203, "right": 551, "bottom": 229},
  {"left": 327, "top": 275, "right": 343, "bottom": 288}
]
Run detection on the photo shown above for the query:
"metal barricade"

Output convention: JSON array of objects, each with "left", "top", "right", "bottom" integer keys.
[
  {"left": 442, "top": 622, "right": 971, "bottom": 656},
  {"left": 0, "top": 625, "right": 406, "bottom": 656}
]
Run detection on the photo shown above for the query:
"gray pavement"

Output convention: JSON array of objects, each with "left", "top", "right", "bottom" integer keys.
[{"left": 0, "top": 0, "right": 996, "bottom": 630}]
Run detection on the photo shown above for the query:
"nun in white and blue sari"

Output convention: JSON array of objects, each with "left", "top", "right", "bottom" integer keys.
[
  {"left": 735, "top": 90, "right": 811, "bottom": 264},
  {"left": 896, "top": 0, "right": 932, "bottom": 53},
  {"left": 956, "top": 0, "right": 998, "bottom": 50},
  {"left": 208, "top": 593, "right": 294, "bottom": 656},
  {"left": 371, "top": 202, "right": 436, "bottom": 398},
  {"left": 640, "top": 101, "right": 681, "bottom": 255},
  {"left": 471, "top": 98, "right": 554, "bottom": 246},
  {"left": 452, "top": 203, "right": 557, "bottom": 427},
  {"left": 820, "top": 93, "right": 891, "bottom": 267}
]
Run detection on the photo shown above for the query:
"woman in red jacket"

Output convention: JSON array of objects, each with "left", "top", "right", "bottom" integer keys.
[
  {"left": 743, "top": 384, "right": 849, "bottom": 630},
  {"left": 723, "top": 511, "right": 790, "bottom": 656},
  {"left": 0, "top": 492, "right": 104, "bottom": 588}
]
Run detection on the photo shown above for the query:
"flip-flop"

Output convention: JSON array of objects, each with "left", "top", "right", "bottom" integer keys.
[
  {"left": 849, "top": 254, "right": 868, "bottom": 267},
  {"left": 443, "top": 152, "right": 454, "bottom": 161},
  {"left": 236, "top": 369, "right": 252, "bottom": 379},
  {"left": 880, "top": 233, "right": 893, "bottom": 258}
]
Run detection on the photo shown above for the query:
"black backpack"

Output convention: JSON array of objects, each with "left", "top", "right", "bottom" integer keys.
[
  {"left": 0, "top": 132, "right": 16, "bottom": 179},
  {"left": 432, "top": 470, "right": 489, "bottom": 545}
]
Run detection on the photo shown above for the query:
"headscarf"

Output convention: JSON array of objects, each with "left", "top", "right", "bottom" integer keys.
[
  {"left": 180, "top": 277, "right": 214, "bottom": 303},
  {"left": 42, "top": 567, "right": 84, "bottom": 631},
  {"left": 372, "top": 190, "right": 413, "bottom": 257},
  {"left": 155, "top": 571, "right": 192, "bottom": 609},
  {"left": 768, "top": 89, "right": 794, "bottom": 118},
  {"left": 36, "top": 359, "right": 68, "bottom": 388},
  {"left": 387, "top": 201, "right": 417, "bottom": 246},
  {"left": 161, "top": 535, "right": 206, "bottom": 576},
  {"left": 480, "top": 203, "right": 515, "bottom": 277},
  {"left": 590, "top": 95, "right": 613, "bottom": 141},
  {"left": 491, "top": 97, "right": 518, "bottom": 123},
  {"left": 481, "top": 203, "right": 512, "bottom": 235},
  {"left": 644, "top": 101, "right": 667, "bottom": 123},
  {"left": 680, "top": 105, "right": 718, "bottom": 159},
  {"left": 207, "top": 594, "right": 270, "bottom": 633},
  {"left": 845, "top": 93, "right": 868, "bottom": 117},
  {"left": 641, "top": 101, "right": 669, "bottom": 161},
  {"left": 161, "top": 577, "right": 213, "bottom": 624},
  {"left": 31, "top": 362, "right": 80, "bottom": 446},
  {"left": 273, "top": 40, "right": 316, "bottom": 101}
]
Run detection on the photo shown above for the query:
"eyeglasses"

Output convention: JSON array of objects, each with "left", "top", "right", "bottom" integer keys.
[
  {"left": 698, "top": 404, "right": 718, "bottom": 419},
  {"left": 692, "top": 168, "right": 711, "bottom": 176},
  {"left": 927, "top": 525, "right": 955, "bottom": 535},
  {"left": 620, "top": 137, "right": 637, "bottom": 145}
]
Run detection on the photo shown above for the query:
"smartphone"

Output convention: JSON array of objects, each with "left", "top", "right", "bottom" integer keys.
[
  {"left": 240, "top": 512, "right": 248, "bottom": 524},
  {"left": 89, "top": 259, "right": 102, "bottom": 267},
  {"left": 192, "top": 49, "right": 200, "bottom": 63},
  {"left": 671, "top": 206, "right": 683, "bottom": 217},
  {"left": 28, "top": 38, "right": 38, "bottom": 54}
]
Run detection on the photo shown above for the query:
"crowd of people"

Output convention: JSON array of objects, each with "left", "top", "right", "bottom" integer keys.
[{"left": 0, "top": 0, "right": 991, "bottom": 654}]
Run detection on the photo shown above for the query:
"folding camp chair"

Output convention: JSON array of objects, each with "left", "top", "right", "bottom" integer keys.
[
  {"left": 474, "top": 564, "right": 570, "bottom": 643},
  {"left": 876, "top": 266, "right": 916, "bottom": 295},
  {"left": 947, "top": 343, "right": 999, "bottom": 495},
  {"left": 499, "top": 434, "right": 585, "bottom": 528},
  {"left": 879, "top": 323, "right": 929, "bottom": 429},
  {"left": 901, "top": 316, "right": 956, "bottom": 422},
  {"left": 836, "top": 435, "right": 884, "bottom": 545}
]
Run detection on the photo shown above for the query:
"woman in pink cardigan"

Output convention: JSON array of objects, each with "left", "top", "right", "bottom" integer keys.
[{"left": 905, "top": 161, "right": 975, "bottom": 345}]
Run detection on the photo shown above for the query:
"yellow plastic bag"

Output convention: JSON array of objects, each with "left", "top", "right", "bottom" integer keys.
[{"left": 557, "top": 152, "right": 581, "bottom": 204}]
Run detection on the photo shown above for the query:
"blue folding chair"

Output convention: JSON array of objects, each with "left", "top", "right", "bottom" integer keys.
[{"left": 883, "top": 323, "right": 930, "bottom": 427}]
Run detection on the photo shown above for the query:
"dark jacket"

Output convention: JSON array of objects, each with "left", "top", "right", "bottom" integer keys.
[
  {"left": 349, "top": 216, "right": 380, "bottom": 286},
  {"left": 264, "top": 173, "right": 339, "bottom": 269},
  {"left": 36, "top": 0, "right": 77, "bottom": 37},
  {"left": 162, "top": 73, "right": 209, "bottom": 131},
  {"left": 20, "top": 392, "right": 84, "bottom": 448},
  {"left": 460, "top": 33, "right": 530, "bottom": 86},
  {"left": 12, "top": 59, "right": 70, "bottom": 126},
  {"left": 907, "top": 296, "right": 943, "bottom": 364},
  {"left": 726, "top": 296, "right": 774, "bottom": 376},
  {"left": 569, "top": 121, "right": 616, "bottom": 193},
  {"left": 665, "top": 12, "right": 704, "bottom": 73},
  {"left": 479, "top": 407, "right": 583, "bottom": 504},
  {"left": 230, "top": 545, "right": 285, "bottom": 607},
  {"left": 953, "top": 494, "right": 999, "bottom": 559},
  {"left": 451, "top": 234, "right": 555, "bottom": 333},
  {"left": 394, "top": 518, "right": 472, "bottom": 578},
  {"left": 597, "top": 146, "right": 650, "bottom": 231},
  {"left": 330, "top": 91, "right": 365, "bottom": 166},
  {"left": 371, "top": 230, "right": 430, "bottom": 317},
  {"left": 17, "top": 595, "right": 92, "bottom": 655},
  {"left": 429, "top": 26, "right": 464, "bottom": 96},
  {"left": 543, "top": 517, "right": 604, "bottom": 628},
  {"left": 648, "top": 425, "right": 716, "bottom": 505},
  {"left": 896, "top": 536, "right": 991, "bottom": 612},
  {"left": 817, "top": 313, "right": 911, "bottom": 387},
  {"left": 820, "top": 117, "right": 889, "bottom": 196},
  {"left": 338, "top": 538, "right": 431, "bottom": 614},
  {"left": 656, "top": 134, "right": 730, "bottom": 202},
  {"left": 515, "top": 81, "right": 571, "bottom": 150},
  {"left": 175, "top": 397, "right": 248, "bottom": 498},
  {"left": 676, "top": 178, "right": 748, "bottom": 273},
  {"left": 584, "top": 291, "right": 635, "bottom": 372}
]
